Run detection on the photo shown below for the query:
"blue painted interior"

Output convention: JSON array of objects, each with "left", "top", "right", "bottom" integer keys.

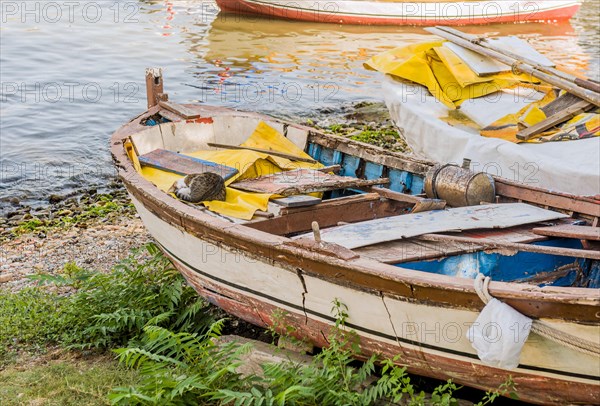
[
  {"left": 388, "top": 169, "right": 411, "bottom": 193},
  {"left": 411, "top": 175, "right": 425, "bottom": 195},
  {"left": 364, "top": 162, "right": 384, "bottom": 180},
  {"left": 318, "top": 147, "right": 337, "bottom": 167},
  {"left": 397, "top": 239, "right": 596, "bottom": 287},
  {"left": 307, "top": 143, "right": 322, "bottom": 162},
  {"left": 340, "top": 155, "right": 360, "bottom": 178},
  {"left": 307, "top": 142, "right": 424, "bottom": 196},
  {"left": 306, "top": 142, "right": 599, "bottom": 289}
]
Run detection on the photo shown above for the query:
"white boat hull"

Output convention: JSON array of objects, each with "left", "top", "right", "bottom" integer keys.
[
  {"left": 216, "top": 0, "right": 581, "bottom": 26},
  {"left": 130, "top": 193, "right": 599, "bottom": 403}
]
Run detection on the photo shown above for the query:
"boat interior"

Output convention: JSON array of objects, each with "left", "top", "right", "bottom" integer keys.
[{"left": 124, "top": 107, "right": 600, "bottom": 289}]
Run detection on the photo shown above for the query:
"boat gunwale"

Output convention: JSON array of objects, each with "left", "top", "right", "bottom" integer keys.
[{"left": 110, "top": 104, "right": 600, "bottom": 324}]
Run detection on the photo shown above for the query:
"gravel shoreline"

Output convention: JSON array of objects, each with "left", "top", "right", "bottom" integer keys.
[{"left": 0, "top": 182, "right": 152, "bottom": 292}]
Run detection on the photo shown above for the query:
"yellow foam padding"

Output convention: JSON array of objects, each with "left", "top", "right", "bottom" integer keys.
[
  {"left": 365, "top": 41, "right": 541, "bottom": 110},
  {"left": 139, "top": 121, "right": 323, "bottom": 220},
  {"left": 427, "top": 49, "right": 519, "bottom": 106},
  {"left": 240, "top": 121, "right": 317, "bottom": 168}
]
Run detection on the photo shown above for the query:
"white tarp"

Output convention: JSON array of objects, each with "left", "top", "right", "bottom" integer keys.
[{"left": 383, "top": 76, "right": 600, "bottom": 196}]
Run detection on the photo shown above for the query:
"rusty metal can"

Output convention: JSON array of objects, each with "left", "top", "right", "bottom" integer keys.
[{"left": 425, "top": 164, "right": 495, "bottom": 207}]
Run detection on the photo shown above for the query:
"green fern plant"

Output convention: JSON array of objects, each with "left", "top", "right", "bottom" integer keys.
[
  {"left": 109, "top": 322, "right": 255, "bottom": 405},
  {"left": 22, "top": 243, "right": 214, "bottom": 350},
  {"left": 113, "top": 298, "right": 461, "bottom": 405}
]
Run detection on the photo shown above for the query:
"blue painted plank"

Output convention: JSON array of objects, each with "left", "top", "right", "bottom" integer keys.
[
  {"left": 307, "top": 143, "right": 322, "bottom": 161},
  {"left": 332, "top": 151, "right": 344, "bottom": 165},
  {"left": 319, "top": 147, "right": 336, "bottom": 166},
  {"left": 364, "top": 162, "right": 384, "bottom": 180},
  {"left": 139, "top": 149, "right": 238, "bottom": 181},
  {"left": 411, "top": 175, "right": 425, "bottom": 195},
  {"left": 587, "top": 261, "right": 600, "bottom": 288},
  {"left": 340, "top": 155, "right": 360, "bottom": 178},
  {"left": 388, "top": 169, "right": 410, "bottom": 193}
]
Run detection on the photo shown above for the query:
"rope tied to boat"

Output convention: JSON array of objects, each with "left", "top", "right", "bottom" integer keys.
[
  {"left": 474, "top": 274, "right": 600, "bottom": 357},
  {"left": 510, "top": 62, "right": 522, "bottom": 76}
]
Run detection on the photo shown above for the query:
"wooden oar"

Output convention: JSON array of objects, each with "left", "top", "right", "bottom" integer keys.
[
  {"left": 433, "top": 26, "right": 600, "bottom": 94},
  {"left": 425, "top": 27, "right": 600, "bottom": 107},
  {"left": 417, "top": 233, "right": 600, "bottom": 260},
  {"left": 207, "top": 143, "right": 317, "bottom": 164}
]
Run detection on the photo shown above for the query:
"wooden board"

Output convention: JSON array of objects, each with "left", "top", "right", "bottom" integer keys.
[
  {"left": 139, "top": 149, "right": 238, "bottom": 180},
  {"left": 542, "top": 92, "right": 582, "bottom": 117},
  {"left": 486, "top": 36, "right": 554, "bottom": 67},
  {"left": 516, "top": 99, "right": 594, "bottom": 140},
  {"left": 443, "top": 42, "right": 509, "bottom": 75},
  {"left": 230, "top": 168, "right": 388, "bottom": 196},
  {"left": 443, "top": 36, "right": 553, "bottom": 76},
  {"left": 533, "top": 224, "right": 600, "bottom": 241},
  {"left": 356, "top": 224, "right": 548, "bottom": 264},
  {"left": 158, "top": 101, "right": 201, "bottom": 119},
  {"left": 249, "top": 193, "right": 411, "bottom": 236},
  {"left": 271, "top": 195, "right": 322, "bottom": 208},
  {"left": 296, "top": 203, "right": 568, "bottom": 249}
]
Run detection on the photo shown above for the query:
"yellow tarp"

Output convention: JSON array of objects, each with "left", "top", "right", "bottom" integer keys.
[
  {"left": 366, "top": 41, "right": 599, "bottom": 144},
  {"left": 479, "top": 86, "right": 556, "bottom": 143},
  {"left": 139, "top": 121, "right": 322, "bottom": 220},
  {"left": 364, "top": 41, "right": 536, "bottom": 110}
]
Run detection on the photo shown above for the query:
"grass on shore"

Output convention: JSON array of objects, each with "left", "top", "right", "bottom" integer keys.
[
  {"left": 14, "top": 194, "right": 134, "bottom": 236},
  {"left": 0, "top": 355, "right": 139, "bottom": 406},
  {"left": 0, "top": 243, "right": 516, "bottom": 405}
]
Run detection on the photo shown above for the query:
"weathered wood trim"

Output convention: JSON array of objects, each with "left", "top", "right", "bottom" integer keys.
[
  {"left": 417, "top": 233, "right": 600, "bottom": 260},
  {"left": 533, "top": 224, "right": 600, "bottom": 241},
  {"left": 357, "top": 224, "right": 549, "bottom": 264},
  {"left": 494, "top": 178, "right": 600, "bottom": 219},
  {"left": 364, "top": 186, "right": 447, "bottom": 212},
  {"left": 307, "top": 131, "right": 433, "bottom": 175},
  {"left": 158, "top": 100, "right": 201, "bottom": 119}
]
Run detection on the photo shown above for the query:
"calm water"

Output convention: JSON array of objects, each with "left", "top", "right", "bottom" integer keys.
[{"left": 1, "top": 0, "right": 598, "bottom": 210}]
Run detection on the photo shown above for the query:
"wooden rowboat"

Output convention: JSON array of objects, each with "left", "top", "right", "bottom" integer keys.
[
  {"left": 215, "top": 0, "right": 582, "bottom": 26},
  {"left": 111, "top": 71, "right": 599, "bottom": 405}
]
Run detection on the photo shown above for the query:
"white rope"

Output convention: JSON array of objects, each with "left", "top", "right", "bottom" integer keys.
[
  {"left": 474, "top": 273, "right": 600, "bottom": 357},
  {"left": 474, "top": 274, "right": 492, "bottom": 304}
]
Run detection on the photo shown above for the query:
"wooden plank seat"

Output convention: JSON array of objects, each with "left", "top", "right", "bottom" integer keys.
[
  {"left": 230, "top": 168, "right": 388, "bottom": 196},
  {"left": 139, "top": 149, "right": 238, "bottom": 180}
]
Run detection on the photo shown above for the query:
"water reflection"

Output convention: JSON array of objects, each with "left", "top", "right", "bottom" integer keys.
[{"left": 187, "top": 14, "right": 588, "bottom": 119}]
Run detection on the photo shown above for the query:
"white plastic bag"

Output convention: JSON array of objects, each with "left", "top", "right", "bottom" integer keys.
[{"left": 467, "top": 298, "right": 532, "bottom": 370}]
